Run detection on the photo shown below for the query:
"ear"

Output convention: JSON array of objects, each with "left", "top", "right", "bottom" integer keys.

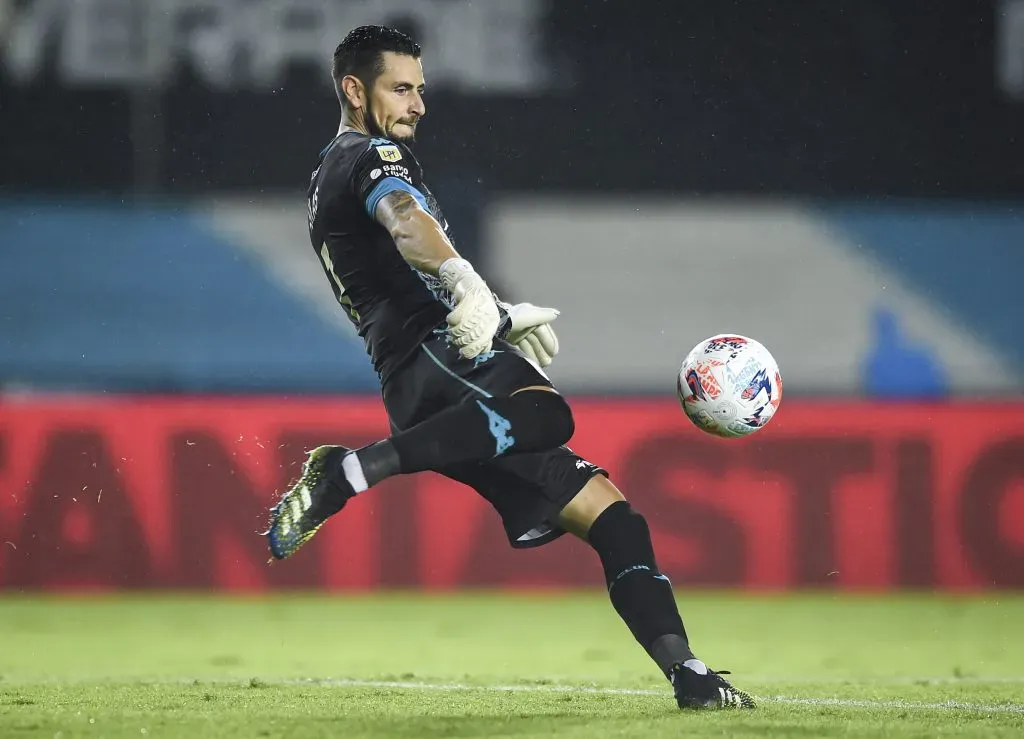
[{"left": 340, "top": 75, "right": 366, "bottom": 110}]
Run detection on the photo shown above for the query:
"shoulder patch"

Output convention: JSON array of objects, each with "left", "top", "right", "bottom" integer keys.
[{"left": 374, "top": 144, "right": 403, "bottom": 163}]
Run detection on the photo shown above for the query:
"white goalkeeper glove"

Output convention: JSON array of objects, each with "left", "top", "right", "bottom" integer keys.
[
  {"left": 438, "top": 257, "right": 501, "bottom": 359},
  {"left": 501, "top": 301, "right": 560, "bottom": 367}
]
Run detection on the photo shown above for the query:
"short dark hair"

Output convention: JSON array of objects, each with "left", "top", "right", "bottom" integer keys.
[{"left": 332, "top": 25, "right": 421, "bottom": 104}]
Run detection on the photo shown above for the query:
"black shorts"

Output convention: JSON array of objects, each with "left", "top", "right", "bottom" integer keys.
[{"left": 381, "top": 327, "right": 608, "bottom": 548}]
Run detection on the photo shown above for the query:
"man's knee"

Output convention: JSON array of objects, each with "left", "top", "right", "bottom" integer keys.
[
  {"left": 590, "top": 500, "right": 651, "bottom": 547},
  {"left": 511, "top": 388, "right": 575, "bottom": 447}
]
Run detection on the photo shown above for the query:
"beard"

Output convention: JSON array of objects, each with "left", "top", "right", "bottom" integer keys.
[{"left": 365, "top": 98, "right": 417, "bottom": 143}]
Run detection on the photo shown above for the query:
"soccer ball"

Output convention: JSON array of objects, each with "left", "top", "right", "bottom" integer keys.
[{"left": 676, "top": 334, "right": 782, "bottom": 438}]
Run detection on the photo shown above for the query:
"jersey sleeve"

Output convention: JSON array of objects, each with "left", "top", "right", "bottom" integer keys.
[{"left": 352, "top": 139, "right": 429, "bottom": 219}]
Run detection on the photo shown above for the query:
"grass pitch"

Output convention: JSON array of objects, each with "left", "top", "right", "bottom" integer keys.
[{"left": 0, "top": 592, "right": 1022, "bottom": 737}]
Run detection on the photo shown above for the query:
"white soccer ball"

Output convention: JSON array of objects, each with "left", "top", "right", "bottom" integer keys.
[{"left": 676, "top": 334, "right": 783, "bottom": 438}]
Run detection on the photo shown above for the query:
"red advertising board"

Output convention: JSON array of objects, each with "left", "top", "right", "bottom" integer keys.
[{"left": 0, "top": 396, "right": 1021, "bottom": 591}]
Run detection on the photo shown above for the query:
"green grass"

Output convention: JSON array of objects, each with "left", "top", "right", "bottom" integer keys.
[{"left": 0, "top": 592, "right": 1022, "bottom": 737}]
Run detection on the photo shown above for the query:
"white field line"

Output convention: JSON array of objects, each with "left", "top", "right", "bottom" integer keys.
[{"left": 7, "top": 675, "right": 1024, "bottom": 714}]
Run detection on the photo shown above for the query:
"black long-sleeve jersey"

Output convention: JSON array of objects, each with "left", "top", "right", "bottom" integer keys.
[{"left": 306, "top": 130, "right": 462, "bottom": 381}]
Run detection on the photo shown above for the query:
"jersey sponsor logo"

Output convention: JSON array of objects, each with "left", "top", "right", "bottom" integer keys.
[
  {"left": 382, "top": 164, "right": 411, "bottom": 182},
  {"left": 375, "top": 145, "right": 403, "bottom": 162},
  {"left": 370, "top": 168, "right": 382, "bottom": 180}
]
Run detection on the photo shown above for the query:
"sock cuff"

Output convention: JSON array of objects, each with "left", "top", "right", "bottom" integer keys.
[{"left": 341, "top": 451, "right": 369, "bottom": 493}]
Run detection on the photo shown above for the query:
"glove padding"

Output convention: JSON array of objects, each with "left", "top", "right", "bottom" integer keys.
[
  {"left": 501, "top": 301, "right": 560, "bottom": 367},
  {"left": 439, "top": 258, "right": 501, "bottom": 359}
]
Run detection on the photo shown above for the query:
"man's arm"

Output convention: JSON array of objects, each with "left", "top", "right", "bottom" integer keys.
[
  {"left": 373, "top": 190, "right": 561, "bottom": 366},
  {"left": 373, "top": 189, "right": 500, "bottom": 357},
  {"left": 373, "top": 190, "right": 457, "bottom": 275}
]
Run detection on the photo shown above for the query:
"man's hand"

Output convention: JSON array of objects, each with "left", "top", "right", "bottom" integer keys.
[
  {"left": 439, "top": 258, "right": 501, "bottom": 359},
  {"left": 502, "top": 301, "right": 560, "bottom": 367}
]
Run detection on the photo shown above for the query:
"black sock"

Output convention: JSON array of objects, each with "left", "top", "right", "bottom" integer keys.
[
  {"left": 587, "top": 500, "right": 694, "bottom": 675},
  {"left": 343, "top": 390, "right": 575, "bottom": 489}
]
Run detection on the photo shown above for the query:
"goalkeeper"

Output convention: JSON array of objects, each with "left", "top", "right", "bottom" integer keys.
[{"left": 266, "top": 24, "right": 754, "bottom": 711}]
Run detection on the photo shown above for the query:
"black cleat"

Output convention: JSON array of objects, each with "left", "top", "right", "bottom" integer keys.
[
  {"left": 669, "top": 659, "right": 756, "bottom": 710},
  {"left": 266, "top": 445, "right": 354, "bottom": 560}
]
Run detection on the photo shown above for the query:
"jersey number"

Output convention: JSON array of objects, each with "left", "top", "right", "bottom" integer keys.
[{"left": 319, "top": 243, "right": 360, "bottom": 322}]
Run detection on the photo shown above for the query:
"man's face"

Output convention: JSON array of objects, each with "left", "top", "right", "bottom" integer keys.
[{"left": 364, "top": 51, "right": 426, "bottom": 143}]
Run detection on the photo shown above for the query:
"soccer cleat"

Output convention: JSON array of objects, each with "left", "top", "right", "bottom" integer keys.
[
  {"left": 266, "top": 445, "right": 354, "bottom": 560},
  {"left": 669, "top": 659, "right": 756, "bottom": 710}
]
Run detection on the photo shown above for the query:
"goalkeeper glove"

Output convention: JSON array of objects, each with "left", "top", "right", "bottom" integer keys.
[
  {"left": 438, "top": 258, "right": 501, "bottom": 359},
  {"left": 500, "top": 301, "right": 560, "bottom": 367}
]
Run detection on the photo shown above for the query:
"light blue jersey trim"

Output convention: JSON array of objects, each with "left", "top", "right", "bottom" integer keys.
[
  {"left": 421, "top": 345, "right": 493, "bottom": 398},
  {"left": 365, "top": 177, "right": 428, "bottom": 217}
]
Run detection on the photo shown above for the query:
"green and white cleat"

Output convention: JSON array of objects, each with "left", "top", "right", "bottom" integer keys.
[
  {"left": 670, "top": 659, "right": 756, "bottom": 710},
  {"left": 266, "top": 445, "right": 354, "bottom": 560}
]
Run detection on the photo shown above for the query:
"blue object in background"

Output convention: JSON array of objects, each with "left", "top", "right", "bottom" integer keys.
[{"left": 861, "top": 305, "right": 948, "bottom": 398}]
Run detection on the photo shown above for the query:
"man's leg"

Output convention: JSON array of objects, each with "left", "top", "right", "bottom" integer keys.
[
  {"left": 557, "top": 476, "right": 755, "bottom": 710},
  {"left": 556, "top": 477, "right": 694, "bottom": 671},
  {"left": 266, "top": 379, "right": 572, "bottom": 560},
  {"left": 340, "top": 385, "right": 571, "bottom": 493}
]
